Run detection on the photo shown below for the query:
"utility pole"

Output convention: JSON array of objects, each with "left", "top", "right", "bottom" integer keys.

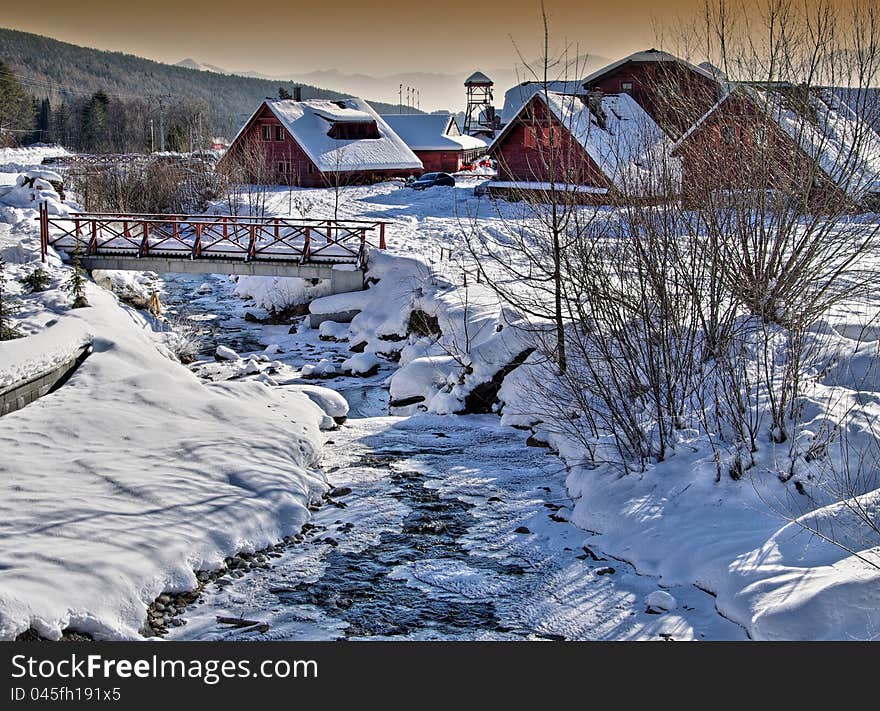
[
  {"left": 149, "top": 119, "right": 154, "bottom": 152},
  {"left": 399, "top": 84, "right": 402, "bottom": 113}
]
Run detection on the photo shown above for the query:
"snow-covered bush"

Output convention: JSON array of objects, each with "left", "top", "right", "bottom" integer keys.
[{"left": 162, "top": 314, "right": 206, "bottom": 365}]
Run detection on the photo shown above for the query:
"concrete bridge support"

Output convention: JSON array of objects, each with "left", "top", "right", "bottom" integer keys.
[{"left": 80, "top": 255, "right": 365, "bottom": 296}]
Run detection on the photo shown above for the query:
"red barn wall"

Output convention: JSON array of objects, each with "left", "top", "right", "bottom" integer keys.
[
  {"left": 675, "top": 94, "right": 844, "bottom": 210},
  {"left": 415, "top": 150, "right": 463, "bottom": 173},
  {"left": 490, "top": 96, "right": 610, "bottom": 189},
  {"left": 586, "top": 61, "right": 720, "bottom": 137},
  {"left": 226, "top": 103, "right": 418, "bottom": 187}
]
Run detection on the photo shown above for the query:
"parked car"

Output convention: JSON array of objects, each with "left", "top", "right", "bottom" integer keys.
[{"left": 411, "top": 172, "right": 456, "bottom": 190}]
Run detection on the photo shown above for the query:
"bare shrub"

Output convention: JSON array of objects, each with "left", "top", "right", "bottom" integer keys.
[{"left": 162, "top": 313, "right": 206, "bottom": 364}]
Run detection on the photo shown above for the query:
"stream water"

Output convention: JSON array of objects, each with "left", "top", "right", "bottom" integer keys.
[{"left": 155, "top": 272, "right": 745, "bottom": 641}]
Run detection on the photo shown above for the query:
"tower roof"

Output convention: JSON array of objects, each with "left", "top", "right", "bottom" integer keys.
[{"left": 465, "top": 71, "right": 493, "bottom": 86}]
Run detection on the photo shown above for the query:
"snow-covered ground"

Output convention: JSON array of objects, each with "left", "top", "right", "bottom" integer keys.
[
  {"left": 1, "top": 145, "right": 878, "bottom": 641},
  {"left": 0, "top": 151, "right": 344, "bottom": 640},
  {"left": 208, "top": 179, "right": 880, "bottom": 641}
]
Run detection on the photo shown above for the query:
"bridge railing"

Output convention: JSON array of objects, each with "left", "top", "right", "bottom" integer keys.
[{"left": 38, "top": 205, "right": 388, "bottom": 268}]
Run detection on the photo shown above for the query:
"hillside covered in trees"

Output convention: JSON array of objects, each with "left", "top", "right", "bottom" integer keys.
[{"left": 0, "top": 28, "right": 406, "bottom": 148}]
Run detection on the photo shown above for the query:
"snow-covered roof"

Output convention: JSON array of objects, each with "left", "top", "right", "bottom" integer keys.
[
  {"left": 500, "top": 80, "right": 584, "bottom": 124},
  {"left": 583, "top": 48, "right": 717, "bottom": 84},
  {"left": 757, "top": 87, "right": 880, "bottom": 197},
  {"left": 492, "top": 90, "right": 679, "bottom": 195},
  {"left": 465, "top": 71, "right": 493, "bottom": 85},
  {"left": 380, "top": 114, "right": 487, "bottom": 152},
  {"left": 235, "top": 98, "right": 422, "bottom": 172},
  {"left": 672, "top": 84, "right": 880, "bottom": 198}
]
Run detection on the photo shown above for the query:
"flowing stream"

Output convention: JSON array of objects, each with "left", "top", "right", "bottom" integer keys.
[{"left": 155, "top": 272, "right": 745, "bottom": 641}]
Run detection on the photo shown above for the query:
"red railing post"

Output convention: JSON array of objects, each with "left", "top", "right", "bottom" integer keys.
[
  {"left": 247, "top": 225, "right": 256, "bottom": 261},
  {"left": 141, "top": 221, "right": 150, "bottom": 257},
  {"left": 327, "top": 224, "right": 333, "bottom": 244},
  {"left": 379, "top": 222, "right": 387, "bottom": 249},
  {"left": 223, "top": 217, "right": 228, "bottom": 239},
  {"left": 193, "top": 224, "right": 202, "bottom": 258},
  {"left": 274, "top": 218, "right": 280, "bottom": 241},
  {"left": 89, "top": 219, "right": 98, "bottom": 255},
  {"left": 302, "top": 228, "right": 311, "bottom": 264}
]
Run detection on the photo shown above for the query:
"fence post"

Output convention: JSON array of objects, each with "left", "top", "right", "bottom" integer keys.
[
  {"left": 141, "top": 221, "right": 150, "bottom": 257},
  {"left": 193, "top": 224, "right": 202, "bottom": 259},
  {"left": 39, "top": 202, "right": 48, "bottom": 264},
  {"left": 379, "top": 222, "right": 386, "bottom": 249},
  {"left": 89, "top": 220, "right": 98, "bottom": 255},
  {"left": 302, "top": 228, "right": 311, "bottom": 264},
  {"left": 247, "top": 225, "right": 256, "bottom": 261}
]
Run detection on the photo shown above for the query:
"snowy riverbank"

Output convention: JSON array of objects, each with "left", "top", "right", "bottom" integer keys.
[{"left": 0, "top": 158, "right": 343, "bottom": 640}]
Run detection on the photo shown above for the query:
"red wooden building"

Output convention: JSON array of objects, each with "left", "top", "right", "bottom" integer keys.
[
  {"left": 671, "top": 84, "right": 880, "bottom": 210},
  {"left": 380, "top": 114, "right": 487, "bottom": 173},
  {"left": 581, "top": 48, "right": 723, "bottom": 138},
  {"left": 222, "top": 98, "right": 422, "bottom": 186},
  {"left": 487, "top": 90, "right": 677, "bottom": 203}
]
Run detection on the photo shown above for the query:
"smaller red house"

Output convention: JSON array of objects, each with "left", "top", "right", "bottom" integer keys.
[
  {"left": 222, "top": 98, "right": 422, "bottom": 186},
  {"left": 671, "top": 84, "right": 880, "bottom": 210},
  {"left": 487, "top": 90, "right": 678, "bottom": 203},
  {"left": 380, "top": 114, "right": 487, "bottom": 173}
]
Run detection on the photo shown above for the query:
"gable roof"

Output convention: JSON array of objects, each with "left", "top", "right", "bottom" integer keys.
[
  {"left": 491, "top": 90, "right": 679, "bottom": 195},
  {"left": 671, "top": 84, "right": 880, "bottom": 197},
  {"left": 499, "top": 49, "right": 717, "bottom": 124},
  {"left": 465, "top": 71, "right": 493, "bottom": 85},
  {"left": 500, "top": 80, "right": 585, "bottom": 124},
  {"left": 380, "top": 114, "right": 487, "bottom": 151},
  {"left": 757, "top": 87, "right": 880, "bottom": 197},
  {"left": 233, "top": 98, "right": 422, "bottom": 172},
  {"left": 583, "top": 48, "right": 717, "bottom": 85}
]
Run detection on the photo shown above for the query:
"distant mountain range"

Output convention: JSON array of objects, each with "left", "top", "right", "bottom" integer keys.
[
  {"left": 0, "top": 28, "right": 410, "bottom": 136},
  {"left": 172, "top": 55, "right": 615, "bottom": 114}
]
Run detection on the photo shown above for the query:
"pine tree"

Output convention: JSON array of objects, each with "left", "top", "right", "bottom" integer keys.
[
  {"left": 64, "top": 241, "right": 89, "bottom": 309},
  {"left": 278, "top": 87, "right": 292, "bottom": 100},
  {"left": 0, "top": 59, "right": 35, "bottom": 147},
  {"left": 79, "top": 91, "right": 110, "bottom": 152},
  {"left": 21, "top": 266, "right": 50, "bottom": 293},
  {"left": 37, "top": 97, "right": 52, "bottom": 143},
  {"left": 0, "top": 255, "right": 22, "bottom": 340},
  {"left": 165, "top": 122, "right": 187, "bottom": 153}
]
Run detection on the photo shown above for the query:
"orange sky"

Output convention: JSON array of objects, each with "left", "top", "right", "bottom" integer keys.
[{"left": 0, "top": 0, "right": 708, "bottom": 75}]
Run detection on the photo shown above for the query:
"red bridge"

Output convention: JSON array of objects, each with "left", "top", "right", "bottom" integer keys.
[{"left": 38, "top": 204, "right": 388, "bottom": 292}]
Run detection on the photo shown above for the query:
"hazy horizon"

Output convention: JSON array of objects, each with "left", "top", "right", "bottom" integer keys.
[{"left": 0, "top": 0, "right": 707, "bottom": 110}]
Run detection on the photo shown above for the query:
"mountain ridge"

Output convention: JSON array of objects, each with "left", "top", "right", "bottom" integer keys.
[{"left": 0, "top": 28, "right": 410, "bottom": 135}]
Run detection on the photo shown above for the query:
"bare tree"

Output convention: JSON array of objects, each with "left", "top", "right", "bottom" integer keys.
[{"left": 464, "top": 2, "right": 603, "bottom": 373}]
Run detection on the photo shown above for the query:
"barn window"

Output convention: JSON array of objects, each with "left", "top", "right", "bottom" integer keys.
[
  {"left": 277, "top": 161, "right": 291, "bottom": 174},
  {"left": 328, "top": 121, "right": 381, "bottom": 140},
  {"left": 524, "top": 126, "right": 537, "bottom": 149},
  {"left": 275, "top": 125, "right": 285, "bottom": 141},
  {"left": 621, "top": 81, "right": 633, "bottom": 93},
  {"left": 261, "top": 125, "right": 271, "bottom": 141},
  {"left": 307, "top": 164, "right": 314, "bottom": 174}
]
